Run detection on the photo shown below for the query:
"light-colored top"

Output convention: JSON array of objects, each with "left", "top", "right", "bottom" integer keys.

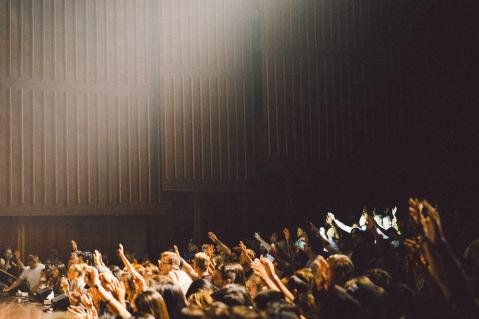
[{"left": 19, "top": 263, "right": 45, "bottom": 290}]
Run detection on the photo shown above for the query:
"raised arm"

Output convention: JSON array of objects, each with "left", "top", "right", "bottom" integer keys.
[
  {"left": 254, "top": 232, "right": 272, "bottom": 252},
  {"left": 208, "top": 232, "right": 231, "bottom": 255},
  {"left": 173, "top": 244, "right": 199, "bottom": 281},
  {"left": 117, "top": 243, "right": 146, "bottom": 287},
  {"left": 84, "top": 266, "right": 131, "bottom": 319},
  {"left": 330, "top": 213, "right": 354, "bottom": 233}
]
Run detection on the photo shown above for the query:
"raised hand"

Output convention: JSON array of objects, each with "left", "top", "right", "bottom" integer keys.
[
  {"left": 208, "top": 232, "right": 219, "bottom": 242},
  {"left": 173, "top": 244, "right": 180, "bottom": 257},
  {"left": 239, "top": 241, "right": 247, "bottom": 251},
  {"left": 117, "top": 243, "right": 124, "bottom": 256},
  {"left": 93, "top": 250, "right": 102, "bottom": 266},
  {"left": 422, "top": 200, "right": 443, "bottom": 244},
  {"left": 392, "top": 206, "right": 397, "bottom": 216},
  {"left": 205, "top": 244, "right": 215, "bottom": 257},
  {"left": 14, "top": 250, "right": 21, "bottom": 261},
  {"left": 68, "top": 305, "right": 96, "bottom": 319},
  {"left": 110, "top": 277, "right": 126, "bottom": 304},
  {"left": 132, "top": 272, "right": 146, "bottom": 293},
  {"left": 251, "top": 260, "right": 269, "bottom": 281},
  {"left": 254, "top": 232, "right": 262, "bottom": 241},
  {"left": 71, "top": 240, "right": 78, "bottom": 252}
]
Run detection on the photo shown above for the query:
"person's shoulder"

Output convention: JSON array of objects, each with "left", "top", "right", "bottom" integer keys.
[{"left": 39, "top": 263, "right": 46, "bottom": 269}]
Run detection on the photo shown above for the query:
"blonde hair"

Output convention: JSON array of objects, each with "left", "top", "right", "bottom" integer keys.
[{"left": 187, "top": 289, "right": 214, "bottom": 309}]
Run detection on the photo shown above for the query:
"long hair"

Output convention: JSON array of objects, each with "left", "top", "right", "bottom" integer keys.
[{"left": 134, "top": 289, "right": 170, "bottom": 319}]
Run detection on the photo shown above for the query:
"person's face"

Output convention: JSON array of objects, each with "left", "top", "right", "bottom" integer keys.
[
  {"left": 159, "top": 256, "right": 173, "bottom": 275},
  {"left": 188, "top": 243, "right": 198, "bottom": 253},
  {"left": 297, "top": 228, "right": 304, "bottom": 238},
  {"left": 51, "top": 268, "right": 60, "bottom": 279},
  {"left": 4, "top": 249, "right": 13, "bottom": 259}
]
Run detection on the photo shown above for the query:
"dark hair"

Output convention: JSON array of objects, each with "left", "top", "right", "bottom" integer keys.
[
  {"left": 156, "top": 282, "right": 187, "bottom": 318},
  {"left": 265, "top": 300, "right": 301, "bottom": 319},
  {"left": 253, "top": 290, "right": 285, "bottom": 310},
  {"left": 307, "top": 236, "right": 323, "bottom": 255},
  {"left": 179, "top": 306, "right": 205, "bottom": 319},
  {"left": 186, "top": 278, "right": 214, "bottom": 298},
  {"left": 78, "top": 251, "right": 93, "bottom": 265},
  {"left": 134, "top": 289, "right": 169, "bottom": 319},
  {"left": 211, "top": 284, "right": 252, "bottom": 307},
  {"left": 364, "top": 268, "right": 392, "bottom": 289},
  {"left": 217, "top": 263, "right": 246, "bottom": 286},
  {"left": 327, "top": 254, "right": 354, "bottom": 287}
]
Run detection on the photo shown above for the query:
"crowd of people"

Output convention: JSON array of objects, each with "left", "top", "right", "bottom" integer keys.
[{"left": 0, "top": 198, "right": 478, "bottom": 318}]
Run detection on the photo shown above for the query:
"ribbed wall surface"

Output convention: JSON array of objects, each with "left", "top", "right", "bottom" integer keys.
[{"left": 0, "top": 0, "right": 162, "bottom": 214}]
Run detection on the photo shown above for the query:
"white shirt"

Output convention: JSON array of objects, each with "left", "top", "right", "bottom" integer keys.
[
  {"left": 19, "top": 263, "right": 45, "bottom": 290},
  {"left": 168, "top": 269, "right": 192, "bottom": 296}
]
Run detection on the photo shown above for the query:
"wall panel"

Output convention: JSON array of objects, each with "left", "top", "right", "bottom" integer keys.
[
  {"left": 159, "top": 0, "right": 258, "bottom": 191},
  {"left": 0, "top": 0, "right": 163, "bottom": 215},
  {"left": 261, "top": 0, "right": 410, "bottom": 162}
]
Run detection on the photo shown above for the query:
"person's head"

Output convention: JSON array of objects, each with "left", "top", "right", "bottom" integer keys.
[
  {"left": 159, "top": 252, "right": 181, "bottom": 275},
  {"left": 304, "top": 236, "right": 323, "bottom": 258},
  {"left": 213, "top": 263, "right": 246, "bottom": 288},
  {"left": 265, "top": 300, "right": 301, "bottom": 319},
  {"left": 205, "top": 301, "right": 230, "bottom": 318},
  {"left": 134, "top": 289, "right": 170, "bottom": 319},
  {"left": 187, "top": 288, "right": 214, "bottom": 309},
  {"left": 327, "top": 254, "right": 354, "bottom": 287},
  {"left": 156, "top": 282, "right": 187, "bottom": 318},
  {"left": 3, "top": 248, "right": 13, "bottom": 259},
  {"left": 345, "top": 276, "right": 389, "bottom": 319},
  {"left": 296, "top": 227, "right": 305, "bottom": 238},
  {"left": 187, "top": 240, "right": 199, "bottom": 254},
  {"left": 67, "top": 264, "right": 84, "bottom": 281},
  {"left": 364, "top": 268, "right": 392, "bottom": 289},
  {"left": 253, "top": 290, "right": 285, "bottom": 311},
  {"left": 211, "top": 284, "right": 252, "bottom": 307},
  {"left": 26, "top": 255, "right": 40, "bottom": 268},
  {"left": 286, "top": 275, "right": 309, "bottom": 297},
  {"left": 179, "top": 306, "right": 205, "bottom": 319},
  {"left": 192, "top": 252, "right": 210, "bottom": 274},
  {"left": 78, "top": 251, "right": 93, "bottom": 265},
  {"left": 51, "top": 264, "right": 66, "bottom": 279},
  {"left": 245, "top": 274, "right": 265, "bottom": 299},
  {"left": 186, "top": 279, "right": 214, "bottom": 299},
  {"left": 293, "top": 268, "right": 314, "bottom": 291}
]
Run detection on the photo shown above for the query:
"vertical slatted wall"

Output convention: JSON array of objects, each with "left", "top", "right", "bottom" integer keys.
[
  {"left": 0, "top": 0, "right": 162, "bottom": 214},
  {"left": 159, "top": 0, "right": 258, "bottom": 191},
  {"left": 261, "top": 0, "right": 411, "bottom": 162}
]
